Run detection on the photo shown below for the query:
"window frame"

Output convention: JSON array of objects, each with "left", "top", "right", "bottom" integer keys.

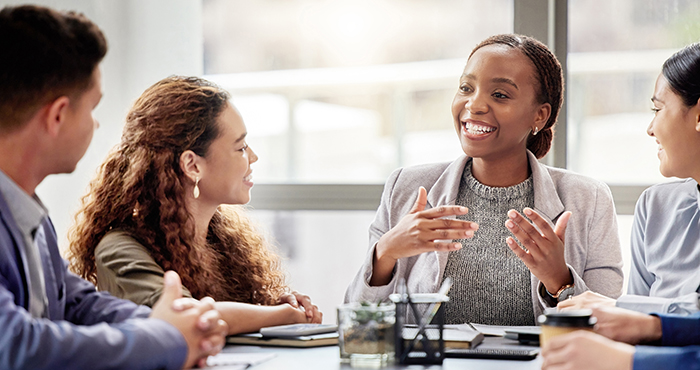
[{"left": 244, "top": 0, "right": 647, "bottom": 215}]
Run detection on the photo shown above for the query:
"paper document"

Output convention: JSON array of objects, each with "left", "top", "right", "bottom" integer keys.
[{"left": 204, "top": 352, "right": 277, "bottom": 369}]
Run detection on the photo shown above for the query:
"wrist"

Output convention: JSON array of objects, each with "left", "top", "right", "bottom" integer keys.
[
  {"left": 641, "top": 316, "right": 662, "bottom": 343},
  {"left": 543, "top": 269, "right": 574, "bottom": 296},
  {"left": 375, "top": 235, "right": 397, "bottom": 263},
  {"left": 370, "top": 239, "right": 398, "bottom": 286},
  {"left": 280, "top": 303, "right": 305, "bottom": 323}
]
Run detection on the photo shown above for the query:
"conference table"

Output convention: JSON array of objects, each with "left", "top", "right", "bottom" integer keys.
[{"left": 220, "top": 336, "right": 543, "bottom": 370}]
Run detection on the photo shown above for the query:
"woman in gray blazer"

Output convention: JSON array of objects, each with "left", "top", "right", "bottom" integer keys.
[{"left": 345, "top": 34, "right": 623, "bottom": 325}]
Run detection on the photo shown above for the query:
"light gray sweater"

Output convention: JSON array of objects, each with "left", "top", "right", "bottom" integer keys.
[
  {"left": 443, "top": 160, "right": 534, "bottom": 325},
  {"left": 344, "top": 151, "right": 624, "bottom": 323}
]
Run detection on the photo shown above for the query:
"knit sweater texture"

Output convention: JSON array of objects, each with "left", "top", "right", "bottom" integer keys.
[{"left": 442, "top": 160, "right": 535, "bottom": 325}]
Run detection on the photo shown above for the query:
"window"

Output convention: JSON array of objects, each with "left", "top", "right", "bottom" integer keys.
[
  {"left": 567, "top": 0, "right": 700, "bottom": 185},
  {"left": 203, "top": 0, "right": 513, "bottom": 183},
  {"left": 203, "top": 0, "right": 514, "bottom": 321}
]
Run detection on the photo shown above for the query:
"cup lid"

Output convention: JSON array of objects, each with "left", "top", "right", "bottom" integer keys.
[{"left": 537, "top": 309, "right": 597, "bottom": 327}]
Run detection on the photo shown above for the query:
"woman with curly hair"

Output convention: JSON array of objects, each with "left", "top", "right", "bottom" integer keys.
[{"left": 67, "top": 76, "right": 322, "bottom": 335}]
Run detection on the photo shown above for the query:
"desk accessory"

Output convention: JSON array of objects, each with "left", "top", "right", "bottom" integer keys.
[
  {"left": 444, "top": 347, "right": 539, "bottom": 361},
  {"left": 260, "top": 323, "right": 337, "bottom": 337},
  {"left": 205, "top": 352, "right": 277, "bottom": 368},
  {"left": 503, "top": 327, "right": 541, "bottom": 346},
  {"left": 389, "top": 277, "right": 451, "bottom": 365},
  {"left": 538, "top": 309, "right": 595, "bottom": 347},
  {"left": 337, "top": 301, "right": 396, "bottom": 366},
  {"left": 226, "top": 331, "right": 338, "bottom": 348}
]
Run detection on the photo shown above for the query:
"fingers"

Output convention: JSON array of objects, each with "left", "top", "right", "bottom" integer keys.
[
  {"left": 423, "top": 218, "right": 478, "bottom": 232},
  {"left": 419, "top": 205, "right": 469, "bottom": 219},
  {"left": 196, "top": 301, "right": 221, "bottom": 331},
  {"left": 431, "top": 241, "right": 463, "bottom": 252},
  {"left": 409, "top": 187, "right": 428, "bottom": 214},
  {"left": 522, "top": 208, "right": 560, "bottom": 241},
  {"left": 557, "top": 298, "right": 581, "bottom": 310},
  {"left": 172, "top": 297, "right": 199, "bottom": 312},
  {"left": 541, "top": 335, "right": 575, "bottom": 370},
  {"left": 293, "top": 292, "right": 315, "bottom": 318},
  {"left": 554, "top": 211, "right": 571, "bottom": 242},
  {"left": 505, "top": 211, "right": 544, "bottom": 258},
  {"left": 506, "top": 236, "right": 532, "bottom": 264},
  {"left": 554, "top": 211, "right": 571, "bottom": 241},
  {"left": 159, "top": 271, "right": 183, "bottom": 304},
  {"left": 312, "top": 308, "right": 323, "bottom": 323},
  {"left": 424, "top": 227, "right": 476, "bottom": 241},
  {"left": 278, "top": 293, "right": 299, "bottom": 308}
]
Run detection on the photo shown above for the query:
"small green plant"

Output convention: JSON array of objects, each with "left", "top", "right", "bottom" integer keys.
[{"left": 353, "top": 301, "right": 392, "bottom": 324}]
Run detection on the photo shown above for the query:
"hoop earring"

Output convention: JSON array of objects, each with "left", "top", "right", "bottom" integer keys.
[
  {"left": 193, "top": 177, "right": 200, "bottom": 199},
  {"left": 532, "top": 127, "right": 539, "bottom": 136}
]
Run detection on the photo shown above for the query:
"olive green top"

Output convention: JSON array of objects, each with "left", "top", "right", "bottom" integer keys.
[{"left": 95, "top": 230, "right": 192, "bottom": 307}]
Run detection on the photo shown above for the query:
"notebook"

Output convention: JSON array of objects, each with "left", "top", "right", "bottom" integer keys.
[{"left": 226, "top": 331, "right": 339, "bottom": 348}]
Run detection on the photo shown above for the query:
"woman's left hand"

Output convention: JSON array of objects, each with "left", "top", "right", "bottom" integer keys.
[
  {"left": 278, "top": 291, "right": 323, "bottom": 323},
  {"left": 505, "top": 208, "right": 572, "bottom": 294}
]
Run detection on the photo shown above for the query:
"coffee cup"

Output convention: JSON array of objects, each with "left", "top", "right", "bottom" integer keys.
[{"left": 538, "top": 309, "right": 596, "bottom": 347}]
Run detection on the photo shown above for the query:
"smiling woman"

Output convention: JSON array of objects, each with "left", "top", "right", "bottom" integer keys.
[
  {"left": 67, "top": 76, "right": 323, "bottom": 335},
  {"left": 345, "top": 34, "right": 624, "bottom": 326}
]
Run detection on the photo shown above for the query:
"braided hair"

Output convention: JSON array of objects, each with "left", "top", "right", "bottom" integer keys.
[{"left": 469, "top": 34, "right": 563, "bottom": 159}]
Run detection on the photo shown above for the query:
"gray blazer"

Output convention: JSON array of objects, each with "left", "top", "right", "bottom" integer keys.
[{"left": 345, "top": 151, "right": 624, "bottom": 322}]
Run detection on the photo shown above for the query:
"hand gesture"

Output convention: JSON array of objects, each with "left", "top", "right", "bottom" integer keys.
[
  {"left": 590, "top": 306, "right": 662, "bottom": 344},
  {"left": 150, "top": 271, "right": 228, "bottom": 369},
  {"left": 558, "top": 290, "right": 616, "bottom": 311},
  {"left": 505, "top": 208, "right": 572, "bottom": 294},
  {"left": 278, "top": 291, "right": 323, "bottom": 323},
  {"left": 541, "top": 330, "right": 634, "bottom": 370},
  {"left": 371, "top": 187, "right": 478, "bottom": 286}
]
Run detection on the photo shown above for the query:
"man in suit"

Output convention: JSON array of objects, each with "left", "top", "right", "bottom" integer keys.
[{"left": 0, "top": 5, "right": 227, "bottom": 369}]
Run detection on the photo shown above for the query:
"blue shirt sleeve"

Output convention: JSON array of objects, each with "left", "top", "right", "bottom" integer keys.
[
  {"left": 627, "top": 190, "right": 653, "bottom": 296},
  {"left": 634, "top": 345, "right": 700, "bottom": 370},
  {"left": 658, "top": 311, "right": 700, "bottom": 346}
]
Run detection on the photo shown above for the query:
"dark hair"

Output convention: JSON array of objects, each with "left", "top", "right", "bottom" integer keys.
[
  {"left": 68, "top": 76, "right": 288, "bottom": 304},
  {"left": 662, "top": 42, "right": 700, "bottom": 107},
  {"left": 469, "top": 34, "right": 563, "bottom": 159},
  {"left": 0, "top": 5, "right": 107, "bottom": 132}
]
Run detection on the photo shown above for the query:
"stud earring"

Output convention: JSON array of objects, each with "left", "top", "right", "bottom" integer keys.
[
  {"left": 193, "top": 176, "right": 200, "bottom": 199},
  {"left": 532, "top": 127, "right": 539, "bottom": 136}
]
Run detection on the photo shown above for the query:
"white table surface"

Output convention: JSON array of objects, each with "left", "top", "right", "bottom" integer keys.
[{"left": 221, "top": 337, "right": 543, "bottom": 370}]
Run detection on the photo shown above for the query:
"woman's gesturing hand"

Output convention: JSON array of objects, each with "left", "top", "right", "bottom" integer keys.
[
  {"left": 370, "top": 186, "right": 479, "bottom": 286},
  {"left": 505, "top": 208, "right": 572, "bottom": 294}
]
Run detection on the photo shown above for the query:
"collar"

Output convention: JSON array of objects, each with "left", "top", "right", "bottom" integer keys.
[
  {"left": 0, "top": 169, "right": 48, "bottom": 237},
  {"left": 425, "top": 150, "right": 565, "bottom": 223}
]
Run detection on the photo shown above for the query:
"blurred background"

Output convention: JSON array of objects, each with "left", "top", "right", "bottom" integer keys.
[{"left": 3, "top": 0, "right": 699, "bottom": 323}]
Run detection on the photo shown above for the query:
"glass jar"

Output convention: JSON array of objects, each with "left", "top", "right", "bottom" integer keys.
[{"left": 337, "top": 302, "right": 396, "bottom": 366}]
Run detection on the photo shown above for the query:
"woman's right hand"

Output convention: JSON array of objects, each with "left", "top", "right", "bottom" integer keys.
[
  {"left": 370, "top": 187, "right": 478, "bottom": 286},
  {"left": 590, "top": 306, "right": 662, "bottom": 345},
  {"left": 558, "top": 290, "right": 616, "bottom": 311}
]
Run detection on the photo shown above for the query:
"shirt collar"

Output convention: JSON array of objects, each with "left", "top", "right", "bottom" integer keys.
[{"left": 0, "top": 169, "right": 48, "bottom": 237}]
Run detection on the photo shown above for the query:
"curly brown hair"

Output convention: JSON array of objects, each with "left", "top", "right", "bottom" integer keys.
[{"left": 67, "top": 76, "right": 287, "bottom": 305}]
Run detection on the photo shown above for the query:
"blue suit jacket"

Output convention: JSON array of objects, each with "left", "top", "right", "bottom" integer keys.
[
  {"left": 633, "top": 311, "right": 700, "bottom": 370},
  {"left": 0, "top": 190, "right": 187, "bottom": 370}
]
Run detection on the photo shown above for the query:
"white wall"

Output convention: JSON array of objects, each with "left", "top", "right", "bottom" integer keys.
[{"left": 0, "top": 0, "right": 203, "bottom": 249}]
